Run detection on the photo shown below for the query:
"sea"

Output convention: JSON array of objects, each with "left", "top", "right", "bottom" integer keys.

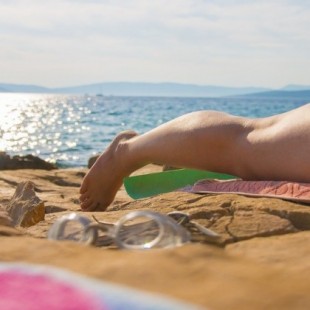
[{"left": 0, "top": 93, "right": 309, "bottom": 168}]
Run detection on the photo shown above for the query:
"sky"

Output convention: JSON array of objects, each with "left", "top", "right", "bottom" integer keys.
[{"left": 1, "top": 0, "right": 310, "bottom": 88}]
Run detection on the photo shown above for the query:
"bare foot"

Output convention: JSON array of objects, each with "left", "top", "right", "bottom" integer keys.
[{"left": 79, "top": 130, "right": 138, "bottom": 211}]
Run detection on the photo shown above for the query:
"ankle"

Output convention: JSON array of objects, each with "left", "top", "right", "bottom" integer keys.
[
  {"left": 114, "top": 140, "right": 134, "bottom": 176},
  {"left": 116, "top": 138, "right": 151, "bottom": 176}
]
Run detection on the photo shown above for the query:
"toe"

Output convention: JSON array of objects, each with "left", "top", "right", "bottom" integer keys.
[
  {"left": 79, "top": 192, "right": 89, "bottom": 202},
  {"left": 80, "top": 185, "right": 87, "bottom": 195},
  {"left": 84, "top": 201, "right": 100, "bottom": 212},
  {"left": 93, "top": 202, "right": 109, "bottom": 212},
  {"left": 80, "top": 177, "right": 89, "bottom": 194},
  {"left": 81, "top": 198, "right": 94, "bottom": 210}
]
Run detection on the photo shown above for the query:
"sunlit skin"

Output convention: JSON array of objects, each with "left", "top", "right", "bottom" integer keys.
[{"left": 79, "top": 103, "right": 310, "bottom": 211}]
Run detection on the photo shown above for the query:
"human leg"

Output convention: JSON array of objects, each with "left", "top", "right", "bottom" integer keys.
[
  {"left": 239, "top": 103, "right": 310, "bottom": 182},
  {"left": 79, "top": 104, "right": 310, "bottom": 211},
  {"left": 79, "top": 111, "right": 249, "bottom": 211}
]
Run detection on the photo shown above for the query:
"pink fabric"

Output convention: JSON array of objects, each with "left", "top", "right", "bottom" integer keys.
[
  {"left": 0, "top": 263, "right": 193, "bottom": 310},
  {"left": 190, "top": 179, "right": 310, "bottom": 204},
  {"left": 0, "top": 271, "right": 105, "bottom": 310}
]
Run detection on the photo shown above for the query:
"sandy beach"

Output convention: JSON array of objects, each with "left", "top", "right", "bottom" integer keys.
[{"left": 1, "top": 164, "right": 310, "bottom": 309}]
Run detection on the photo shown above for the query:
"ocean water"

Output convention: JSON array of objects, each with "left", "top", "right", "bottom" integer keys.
[{"left": 0, "top": 93, "right": 309, "bottom": 168}]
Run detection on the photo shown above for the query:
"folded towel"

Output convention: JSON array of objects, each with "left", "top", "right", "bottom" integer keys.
[{"left": 188, "top": 180, "right": 310, "bottom": 204}]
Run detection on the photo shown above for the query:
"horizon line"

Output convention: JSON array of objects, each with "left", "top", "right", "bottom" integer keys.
[{"left": 2, "top": 80, "right": 310, "bottom": 90}]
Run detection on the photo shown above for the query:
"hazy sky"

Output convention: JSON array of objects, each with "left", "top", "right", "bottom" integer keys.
[{"left": 1, "top": 0, "right": 310, "bottom": 88}]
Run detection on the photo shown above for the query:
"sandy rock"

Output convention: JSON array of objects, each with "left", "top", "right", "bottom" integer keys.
[
  {"left": 0, "top": 226, "right": 22, "bottom": 236},
  {"left": 0, "top": 152, "right": 10, "bottom": 169},
  {"left": 0, "top": 152, "right": 57, "bottom": 170},
  {"left": 88, "top": 154, "right": 99, "bottom": 168},
  {"left": 1, "top": 237, "right": 310, "bottom": 310},
  {"left": 0, "top": 208, "right": 13, "bottom": 227},
  {"left": 223, "top": 209, "right": 296, "bottom": 241},
  {"left": 104, "top": 192, "right": 304, "bottom": 245},
  {"left": 162, "top": 165, "right": 181, "bottom": 171},
  {"left": 0, "top": 206, "right": 23, "bottom": 236},
  {"left": 5, "top": 181, "right": 45, "bottom": 227},
  {"left": 226, "top": 230, "right": 310, "bottom": 269},
  {"left": 1, "top": 165, "right": 310, "bottom": 309}
]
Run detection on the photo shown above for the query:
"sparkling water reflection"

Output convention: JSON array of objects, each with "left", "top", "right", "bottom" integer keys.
[{"left": 0, "top": 93, "right": 308, "bottom": 167}]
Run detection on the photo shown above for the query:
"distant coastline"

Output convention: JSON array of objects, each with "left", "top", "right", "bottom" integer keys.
[{"left": 1, "top": 82, "right": 310, "bottom": 98}]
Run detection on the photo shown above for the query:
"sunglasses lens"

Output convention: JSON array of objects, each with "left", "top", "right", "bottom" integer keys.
[
  {"left": 48, "top": 213, "right": 94, "bottom": 243},
  {"left": 116, "top": 215, "right": 162, "bottom": 249},
  {"left": 61, "top": 220, "right": 86, "bottom": 241}
]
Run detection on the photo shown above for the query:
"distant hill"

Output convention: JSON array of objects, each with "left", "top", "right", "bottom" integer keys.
[
  {"left": 0, "top": 82, "right": 270, "bottom": 98},
  {"left": 2, "top": 81, "right": 310, "bottom": 99},
  {"left": 54, "top": 82, "right": 271, "bottom": 97},
  {"left": 281, "top": 84, "right": 310, "bottom": 91},
  {"left": 0, "top": 83, "right": 50, "bottom": 93},
  {"left": 240, "top": 89, "right": 310, "bottom": 99}
]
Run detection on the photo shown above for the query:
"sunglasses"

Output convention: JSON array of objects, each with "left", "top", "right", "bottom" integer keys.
[{"left": 48, "top": 210, "right": 219, "bottom": 250}]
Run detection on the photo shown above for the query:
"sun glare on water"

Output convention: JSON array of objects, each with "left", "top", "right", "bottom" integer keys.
[
  {"left": 0, "top": 93, "right": 61, "bottom": 158},
  {"left": 0, "top": 93, "right": 88, "bottom": 166},
  {"left": 0, "top": 93, "right": 34, "bottom": 152}
]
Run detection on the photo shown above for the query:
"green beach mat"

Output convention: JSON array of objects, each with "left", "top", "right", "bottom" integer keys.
[{"left": 124, "top": 168, "right": 236, "bottom": 199}]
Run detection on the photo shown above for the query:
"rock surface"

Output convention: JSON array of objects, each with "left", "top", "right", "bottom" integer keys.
[
  {"left": 0, "top": 152, "right": 57, "bottom": 170},
  {"left": 0, "top": 209, "right": 12, "bottom": 227},
  {"left": 5, "top": 181, "right": 45, "bottom": 227},
  {"left": 0, "top": 165, "right": 310, "bottom": 309},
  {"left": 0, "top": 206, "right": 23, "bottom": 236},
  {"left": 88, "top": 154, "right": 100, "bottom": 168}
]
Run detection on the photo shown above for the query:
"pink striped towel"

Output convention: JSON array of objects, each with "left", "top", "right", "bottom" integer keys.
[{"left": 188, "top": 179, "right": 310, "bottom": 204}]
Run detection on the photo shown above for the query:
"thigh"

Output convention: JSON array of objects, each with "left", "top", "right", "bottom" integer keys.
[{"left": 244, "top": 104, "right": 310, "bottom": 182}]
